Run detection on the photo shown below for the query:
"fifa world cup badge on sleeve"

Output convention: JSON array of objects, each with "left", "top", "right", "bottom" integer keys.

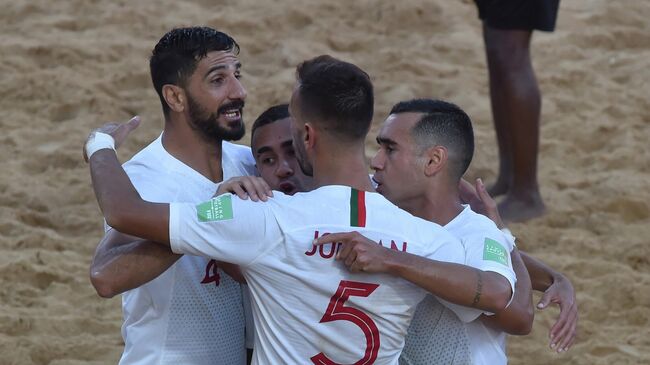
[
  {"left": 483, "top": 238, "right": 508, "bottom": 266},
  {"left": 197, "top": 195, "right": 234, "bottom": 222}
]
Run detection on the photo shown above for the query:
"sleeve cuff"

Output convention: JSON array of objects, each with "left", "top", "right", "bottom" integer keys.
[
  {"left": 438, "top": 299, "right": 483, "bottom": 323},
  {"left": 168, "top": 202, "right": 183, "bottom": 254},
  {"left": 477, "top": 265, "right": 517, "bottom": 314},
  {"left": 501, "top": 228, "right": 517, "bottom": 250}
]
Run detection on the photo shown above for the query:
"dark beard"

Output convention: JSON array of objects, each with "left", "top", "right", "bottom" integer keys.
[{"left": 187, "top": 96, "right": 245, "bottom": 142}]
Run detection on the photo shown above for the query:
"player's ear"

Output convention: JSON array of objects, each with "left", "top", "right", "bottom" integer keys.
[
  {"left": 304, "top": 123, "right": 315, "bottom": 149},
  {"left": 162, "top": 84, "right": 186, "bottom": 113},
  {"left": 423, "top": 145, "right": 447, "bottom": 177}
]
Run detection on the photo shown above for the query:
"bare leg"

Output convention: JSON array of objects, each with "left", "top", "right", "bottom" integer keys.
[{"left": 483, "top": 25, "right": 545, "bottom": 222}]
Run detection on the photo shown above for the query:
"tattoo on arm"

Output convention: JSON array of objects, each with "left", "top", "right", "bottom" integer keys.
[{"left": 471, "top": 270, "right": 483, "bottom": 307}]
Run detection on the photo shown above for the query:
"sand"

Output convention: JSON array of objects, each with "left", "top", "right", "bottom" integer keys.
[{"left": 1, "top": 0, "right": 648, "bottom": 364}]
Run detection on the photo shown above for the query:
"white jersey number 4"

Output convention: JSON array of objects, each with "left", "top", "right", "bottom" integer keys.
[{"left": 311, "top": 280, "right": 381, "bottom": 365}]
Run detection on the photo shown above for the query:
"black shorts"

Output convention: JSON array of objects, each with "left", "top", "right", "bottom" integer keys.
[{"left": 474, "top": 0, "right": 560, "bottom": 32}]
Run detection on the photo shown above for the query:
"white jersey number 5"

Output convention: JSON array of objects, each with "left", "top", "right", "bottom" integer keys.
[{"left": 310, "top": 280, "right": 381, "bottom": 365}]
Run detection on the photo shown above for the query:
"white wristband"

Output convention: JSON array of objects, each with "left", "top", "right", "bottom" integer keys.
[{"left": 85, "top": 132, "right": 115, "bottom": 160}]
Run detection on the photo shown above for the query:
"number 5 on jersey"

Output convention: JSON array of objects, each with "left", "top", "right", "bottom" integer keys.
[{"left": 311, "top": 280, "right": 381, "bottom": 365}]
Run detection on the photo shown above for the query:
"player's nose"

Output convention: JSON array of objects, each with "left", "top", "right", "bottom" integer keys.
[
  {"left": 370, "top": 151, "right": 384, "bottom": 171},
  {"left": 276, "top": 158, "right": 294, "bottom": 178},
  {"left": 230, "top": 78, "right": 247, "bottom": 100}
]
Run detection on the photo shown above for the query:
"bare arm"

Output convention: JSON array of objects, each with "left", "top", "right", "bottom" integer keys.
[
  {"left": 84, "top": 119, "right": 171, "bottom": 244},
  {"left": 520, "top": 250, "right": 557, "bottom": 291},
  {"left": 89, "top": 148, "right": 171, "bottom": 244},
  {"left": 384, "top": 246, "right": 512, "bottom": 313},
  {"left": 314, "top": 232, "right": 512, "bottom": 314},
  {"left": 480, "top": 248, "right": 534, "bottom": 335},
  {"left": 89, "top": 229, "right": 181, "bottom": 298}
]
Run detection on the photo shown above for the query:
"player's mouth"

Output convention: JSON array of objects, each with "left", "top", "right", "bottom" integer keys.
[
  {"left": 220, "top": 108, "right": 242, "bottom": 124},
  {"left": 218, "top": 101, "right": 245, "bottom": 123},
  {"left": 278, "top": 181, "right": 297, "bottom": 195},
  {"left": 222, "top": 109, "right": 241, "bottom": 121},
  {"left": 371, "top": 176, "right": 383, "bottom": 192}
]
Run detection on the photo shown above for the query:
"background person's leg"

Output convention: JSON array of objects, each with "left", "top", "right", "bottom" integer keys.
[{"left": 483, "top": 25, "right": 545, "bottom": 222}]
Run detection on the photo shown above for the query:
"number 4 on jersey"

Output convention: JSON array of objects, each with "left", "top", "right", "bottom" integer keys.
[{"left": 311, "top": 280, "right": 381, "bottom": 365}]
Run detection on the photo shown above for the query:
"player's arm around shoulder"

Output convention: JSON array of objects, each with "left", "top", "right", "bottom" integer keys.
[
  {"left": 460, "top": 225, "right": 532, "bottom": 333},
  {"left": 459, "top": 178, "right": 533, "bottom": 331},
  {"left": 170, "top": 193, "right": 280, "bottom": 266},
  {"left": 458, "top": 228, "right": 521, "bottom": 316},
  {"left": 90, "top": 229, "right": 181, "bottom": 298},
  {"left": 431, "top": 228, "right": 514, "bottom": 317},
  {"left": 480, "top": 247, "right": 534, "bottom": 335},
  {"left": 316, "top": 227, "right": 512, "bottom": 313}
]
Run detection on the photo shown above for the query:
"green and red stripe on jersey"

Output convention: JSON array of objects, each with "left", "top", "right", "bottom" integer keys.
[{"left": 350, "top": 188, "right": 366, "bottom": 227}]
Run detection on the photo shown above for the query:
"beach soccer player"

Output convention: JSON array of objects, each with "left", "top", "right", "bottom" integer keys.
[
  {"left": 224, "top": 100, "right": 577, "bottom": 362},
  {"left": 315, "top": 99, "right": 577, "bottom": 363},
  {"left": 84, "top": 55, "right": 514, "bottom": 364},
  {"left": 88, "top": 27, "right": 256, "bottom": 364},
  {"left": 215, "top": 104, "right": 314, "bottom": 204}
]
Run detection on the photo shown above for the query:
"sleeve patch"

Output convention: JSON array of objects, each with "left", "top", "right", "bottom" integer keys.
[
  {"left": 197, "top": 195, "right": 234, "bottom": 222},
  {"left": 483, "top": 238, "right": 508, "bottom": 266}
]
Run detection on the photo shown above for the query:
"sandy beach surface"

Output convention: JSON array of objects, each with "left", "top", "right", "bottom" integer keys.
[{"left": 1, "top": 0, "right": 649, "bottom": 364}]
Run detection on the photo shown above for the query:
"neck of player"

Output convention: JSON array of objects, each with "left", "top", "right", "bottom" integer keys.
[
  {"left": 404, "top": 180, "right": 464, "bottom": 226},
  {"left": 161, "top": 118, "right": 224, "bottom": 183},
  {"left": 311, "top": 139, "right": 374, "bottom": 192}
]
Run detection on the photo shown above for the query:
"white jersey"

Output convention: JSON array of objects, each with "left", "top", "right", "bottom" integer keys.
[
  {"left": 400, "top": 205, "right": 517, "bottom": 365},
  {"left": 169, "top": 185, "right": 477, "bottom": 365},
  {"left": 114, "top": 134, "right": 256, "bottom": 365}
]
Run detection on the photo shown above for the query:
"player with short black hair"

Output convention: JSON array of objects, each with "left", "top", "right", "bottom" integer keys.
[
  {"left": 84, "top": 55, "right": 513, "bottom": 365},
  {"left": 294, "top": 55, "right": 374, "bottom": 141},
  {"left": 389, "top": 98, "right": 475, "bottom": 181},
  {"left": 150, "top": 27, "right": 240, "bottom": 116},
  {"left": 88, "top": 26, "right": 254, "bottom": 365},
  {"left": 250, "top": 104, "right": 289, "bottom": 143}
]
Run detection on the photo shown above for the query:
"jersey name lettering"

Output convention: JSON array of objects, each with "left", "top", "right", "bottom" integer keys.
[{"left": 305, "top": 231, "right": 408, "bottom": 258}]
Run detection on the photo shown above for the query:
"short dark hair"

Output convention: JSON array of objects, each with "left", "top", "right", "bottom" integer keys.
[
  {"left": 390, "top": 99, "right": 474, "bottom": 180},
  {"left": 251, "top": 104, "right": 290, "bottom": 146},
  {"left": 150, "top": 27, "right": 240, "bottom": 117},
  {"left": 295, "top": 55, "right": 373, "bottom": 141}
]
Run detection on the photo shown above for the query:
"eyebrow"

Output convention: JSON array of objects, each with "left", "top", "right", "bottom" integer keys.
[
  {"left": 205, "top": 62, "right": 242, "bottom": 79},
  {"left": 376, "top": 136, "right": 397, "bottom": 145},
  {"left": 256, "top": 140, "right": 293, "bottom": 155},
  {"left": 255, "top": 146, "right": 273, "bottom": 155}
]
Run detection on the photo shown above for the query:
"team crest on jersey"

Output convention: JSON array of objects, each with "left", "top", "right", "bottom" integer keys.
[
  {"left": 483, "top": 238, "right": 508, "bottom": 266},
  {"left": 196, "top": 195, "right": 233, "bottom": 222}
]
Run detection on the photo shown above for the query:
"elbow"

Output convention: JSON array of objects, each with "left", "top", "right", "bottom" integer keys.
[
  {"left": 522, "top": 301, "right": 535, "bottom": 334},
  {"left": 510, "top": 312, "right": 534, "bottom": 335},
  {"left": 520, "top": 301, "right": 535, "bottom": 335},
  {"left": 494, "top": 296, "right": 535, "bottom": 336},
  {"left": 489, "top": 281, "right": 514, "bottom": 313},
  {"left": 90, "top": 269, "right": 118, "bottom": 298},
  {"left": 518, "top": 315, "right": 534, "bottom": 335}
]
